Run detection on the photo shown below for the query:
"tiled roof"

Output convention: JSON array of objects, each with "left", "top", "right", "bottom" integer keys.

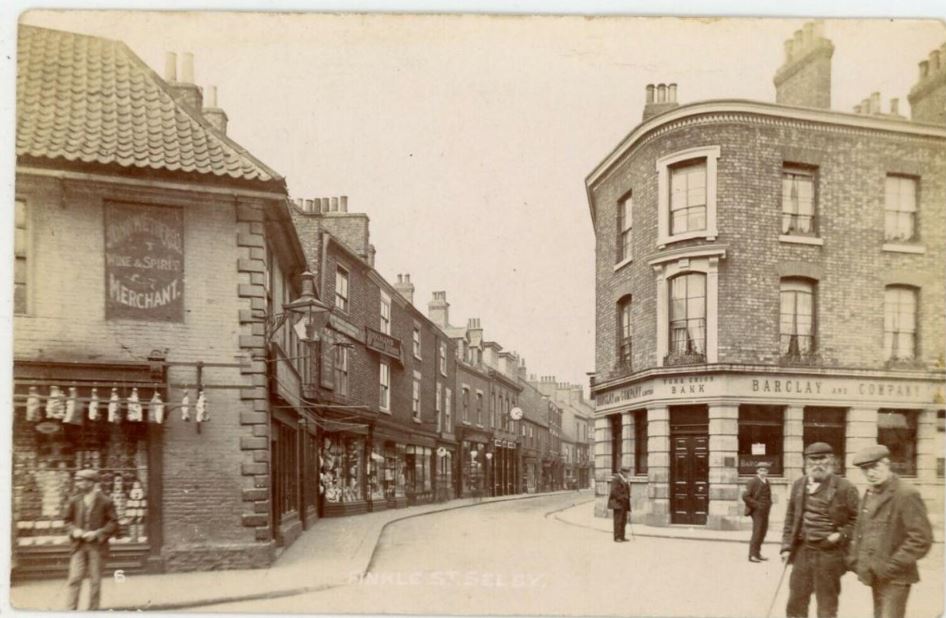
[{"left": 16, "top": 25, "right": 283, "bottom": 186}]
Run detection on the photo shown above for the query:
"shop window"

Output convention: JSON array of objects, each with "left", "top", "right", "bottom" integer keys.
[
  {"left": 334, "top": 266, "right": 349, "bottom": 313},
  {"left": 781, "top": 165, "right": 817, "bottom": 236},
  {"left": 780, "top": 278, "right": 816, "bottom": 360},
  {"left": 738, "top": 405, "right": 783, "bottom": 475},
  {"left": 668, "top": 273, "right": 706, "bottom": 363},
  {"left": 14, "top": 199, "right": 28, "bottom": 315},
  {"left": 884, "top": 175, "right": 918, "bottom": 242},
  {"left": 617, "top": 193, "right": 633, "bottom": 264},
  {"left": 878, "top": 409, "right": 918, "bottom": 476},
  {"left": 803, "top": 407, "right": 846, "bottom": 474},
  {"left": 610, "top": 414, "right": 622, "bottom": 473},
  {"left": 379, "top": 361, "right": 390, "bottom": 412},
  {"left": 884, "top": 286, "right": 918, "bottom": 361},
  {"left": 634, "top": 410, "right": 648, "bottom": 475},
  {"left": 368, "top": 444, "right": 386, "bottom": 502},
  {"left": 319, "top": 433, "right": 365, "bottom": 504},
  {"left": 618, "top": 296, "right": 633, "bottom": 370}
]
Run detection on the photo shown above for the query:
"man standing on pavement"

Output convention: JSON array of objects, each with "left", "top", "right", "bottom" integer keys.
[
  {"left": 607, "top": 466, "right": 631, "bottom": 543},
  {"left": 64, "top": 469, "right": 118, "bottom": 610},
  {"left": 847, "top": 445, "right": 933, "bottom": 618},
  {"left": 780, "top": 442, "right": 860, "bottom": 618},
  {"left": 743, "top": 461, "right": 772, "bottom": 562}
]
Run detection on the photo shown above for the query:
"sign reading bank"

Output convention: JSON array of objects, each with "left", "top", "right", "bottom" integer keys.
[{"left": 105, "top": 203, "right": 184, "bottom": 322}]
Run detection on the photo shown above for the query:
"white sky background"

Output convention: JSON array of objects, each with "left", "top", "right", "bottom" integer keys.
[{"left": 11, "top": 11, "right": 946, "bottom": 391}]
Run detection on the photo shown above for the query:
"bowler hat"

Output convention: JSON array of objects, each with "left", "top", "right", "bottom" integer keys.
[
  {"left": 804, "top": 442, "right": 833, "bottom": 457},
  {"left": 853, "top": 444, "right": 891, "bottom": 468},
  {"left": 74, "top": 469, "right": 99, "bottom": 482},
  {"left": 755, "top": 461, "right": 771, "bottom": 469}
]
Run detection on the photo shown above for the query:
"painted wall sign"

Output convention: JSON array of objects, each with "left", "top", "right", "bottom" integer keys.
[
  {"left": 365, "top": 327, "right": 402, "bottom": 361},
  {"left": 105, "top": 203, "right": 184, "bottom": 322}
]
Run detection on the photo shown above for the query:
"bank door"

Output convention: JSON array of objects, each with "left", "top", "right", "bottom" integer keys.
[{"left": 670, "top": 434, "right": 708, "bottom": 525}]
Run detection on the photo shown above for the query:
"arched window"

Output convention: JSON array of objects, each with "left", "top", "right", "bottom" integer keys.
[
  {"left": 884, "top": 285, "right": 918, "bottom": 361},
  {"left": 668, "top": 273, "right": 706, "bottom": 359},
  {"left": 617, "top": 295, "right": 633, "bottom": 369},
  {"left": 780, "top": 278, "right": 815, "bottom": 358}
]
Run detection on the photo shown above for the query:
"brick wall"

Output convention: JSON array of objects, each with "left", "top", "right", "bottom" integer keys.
[
  {"left": 14, "top": 174, "right": 276, "bottom": 570},
  {"left": 592, "top": 114, "right": 946, "bottom": 379}
]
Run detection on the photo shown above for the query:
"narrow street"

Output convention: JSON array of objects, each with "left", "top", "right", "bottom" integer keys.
[{"left": 200, "top": 492, "right": 943, "bottom": 617}]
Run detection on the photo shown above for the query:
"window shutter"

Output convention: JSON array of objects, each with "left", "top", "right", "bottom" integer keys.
[{"left": 320, "top": 330, "right": 335, "bottom": 389}]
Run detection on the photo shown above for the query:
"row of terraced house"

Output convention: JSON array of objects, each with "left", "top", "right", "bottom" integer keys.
[{"left": 11, "top": 24, "right": 593, "bottom": 579}]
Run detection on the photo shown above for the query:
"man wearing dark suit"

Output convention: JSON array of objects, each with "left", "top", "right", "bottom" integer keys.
[
  {"left": 848, "top": 445, "right": 933, "bottom": 618},
  {"left": 608, "top": 466, "right": 631, "bottom": 542},
  {"left": 64, "top": 469, "right": 118, "bottom": 610},
  {"left": 743, "top": 461, "right": 772, "bottom": 562}
]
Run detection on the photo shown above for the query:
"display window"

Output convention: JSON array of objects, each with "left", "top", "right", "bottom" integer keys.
[
  {"left": 368, "top": 444, "right": 385, "bottom": 501},
  {"left": 13, "top": 389, "right": 152, "bottom": 548},
  {"left": 319, "top": 433, "right": 365, "bottom": 504},
  {"left": 737, "top": 405, "right": 784, "bottom": 475},
  {"left": 878, "top": 409, "right": 918, "bottom": 476},
  {"left": 803, "top": 407, "right": 846, "bottom": 474}
]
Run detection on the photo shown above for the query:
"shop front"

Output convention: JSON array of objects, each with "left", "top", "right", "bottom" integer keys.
[
  {"left": 459, "top": 428, "right": 492, "bottom": 498},
  {"left": 319, "top": 427, "right": 369, "bottom": 517},
  {"left": 434, "top": 444, "right": 456, "bottom": 502},
  {"left": 594, "top": 368, "right": 945, "bottom": 530},
  {"left": 12, "top": 360, "right": 164, "bottom": 579},
  {"left": 491, "top": 439, "right": 520, "bottom": 496}
]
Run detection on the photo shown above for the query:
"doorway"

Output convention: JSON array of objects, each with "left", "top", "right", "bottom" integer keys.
[{"left": 670, "top": 405, "right": 708, "bottom": 525}]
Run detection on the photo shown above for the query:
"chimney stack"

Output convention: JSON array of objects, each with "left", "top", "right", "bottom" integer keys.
[
  {"left": 164, "top": 52, "right": 177, "bottom": 82},
  {"left": 202, "top": 85, "right": 229, "bottom": 135},
  {"left": 642, "top": 82, "right": 680, "bottom": 121},
  {"left": 428, "top": 291, "right": 450, "bottom": 329},
  {"left": 773, "top": 20, "right": 834, "bottom": 109},
  {"left": 165, "top": 51, "right": 203, "bottom": 112},
  {"left": 394, "top": 273, "right": 415, "bottom": 305},
  {"left": 907, "top": 43, "right": 946, "bottom": 126}
]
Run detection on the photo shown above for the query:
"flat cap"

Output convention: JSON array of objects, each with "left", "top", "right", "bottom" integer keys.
[
  {"left": 853, "top": 445, "right": 891, "bottom": 468},
  {"left": 804, "top": 442, "right": 834, "bottom": 457},
  {"left": 74, "top": 469, "right": 99, "bottom": 481},
  {"left": 620, "top": 466, "right": 632, "bottom": 473}
]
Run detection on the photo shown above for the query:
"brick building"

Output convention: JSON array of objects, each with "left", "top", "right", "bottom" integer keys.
[
  {"left": 532, "top": 378, "right": 595, "bottom": 489},
  {"left": 587, "top": 22, "right": 945, "bottom": 530},
  {"left": 13, "top": 26, "right": 310, "bottom": 575},
  {"left": 516, "top": 379, "right": 552, "bottom": 493},
  {"left": 290, "top": 198, "right": 459, "bottom": 515}
]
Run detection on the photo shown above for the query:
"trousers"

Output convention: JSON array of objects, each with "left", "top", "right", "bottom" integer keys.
[
  {"left": 749, "top": 507, "right": 770, "bottom": 557},
  {"left": 66, "top": 545, "right": 104, "bottom": 610},
  {"left": 786, "top": 544, "right": 847, "bottom": 618},
  {"left": 871, "top": 581, "right": 911, "bottom": 618},
  {"left": 612, "top": 508, "right": 628, "bottom": 540}
]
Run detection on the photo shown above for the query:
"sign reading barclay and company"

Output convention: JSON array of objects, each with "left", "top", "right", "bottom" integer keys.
[{"left": 105, "top": 203, "right": 184, "bottom": 322}]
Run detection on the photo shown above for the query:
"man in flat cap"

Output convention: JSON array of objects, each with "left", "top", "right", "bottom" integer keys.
[
  {"left": 63, "top": 469, "right": 118, "bottom": 610},
  {"left": 847, "top": 444, "right": 932, "bottom": 618},
  {"left": 607, "top": 466, "right": 632, "bottom": 542},
  {"left": 781, "top": 442, "right": 860, "bottom": 618},
  {"left": 743, "top": 461, "right": 772, "bottom": 562}
]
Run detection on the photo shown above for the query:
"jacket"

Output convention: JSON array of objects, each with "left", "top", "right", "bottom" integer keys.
[
  {"left": 607, "top": 474, "right": 631, "bottom": 511},
  {"left": 742, "top": 475, "right": 772, "bottom": 516},
  {"left": 847, "top": 474, "right": 932, "bottom": 586},
  {"left": 780, "top": 474, "right": 859, "bottom": 557},
  {"left": 64, "top": 491, "right": 119, "bottom": 555}
]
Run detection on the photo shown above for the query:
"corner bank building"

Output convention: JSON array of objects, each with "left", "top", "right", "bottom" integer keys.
[{"left": 587, "top": 23, "right": 946, "bottom": 532}]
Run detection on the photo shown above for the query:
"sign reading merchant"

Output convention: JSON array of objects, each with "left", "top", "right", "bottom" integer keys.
[
  {"left": 105, "top": 203, "right": 184, "bottom": 321},
  {"left": 365, "top": 327, "right": 402, "bottom": 361}
]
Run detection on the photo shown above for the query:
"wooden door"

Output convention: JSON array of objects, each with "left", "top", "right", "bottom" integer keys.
[{"left": 671, "top": 434, "right": 708, "bottom": 525}]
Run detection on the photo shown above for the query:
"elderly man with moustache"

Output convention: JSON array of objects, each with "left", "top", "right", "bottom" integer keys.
[
  {"left": 847, "top": 444, "right": 933, "bottom": 618},
  {"left": 780, "top": 442, "right": 860, "bottom": 618}
]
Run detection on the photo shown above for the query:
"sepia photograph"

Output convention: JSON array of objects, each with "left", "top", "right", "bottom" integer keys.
[{"left": 3, "top": 5, "right": 945, "bottom": 618}]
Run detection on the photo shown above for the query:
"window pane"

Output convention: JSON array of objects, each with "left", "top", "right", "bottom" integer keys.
[
  {"left": 878, "top": 410, "right": 918, "bottom": 475},
  {"left": 738, "top": 405, "right": 784, "bottom": 475}
]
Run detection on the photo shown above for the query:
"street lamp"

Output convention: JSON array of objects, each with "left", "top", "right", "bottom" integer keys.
[{"left": 266, "top": 271, "right": 331, "bottom": 342}]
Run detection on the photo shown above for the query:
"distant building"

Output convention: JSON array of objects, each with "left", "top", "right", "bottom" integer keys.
[
  {"left": 532, "top": 378, "right": 595, "bottom": 489},
  {"left": 587, "top": 22, "right": 945, "bottom": 529}
]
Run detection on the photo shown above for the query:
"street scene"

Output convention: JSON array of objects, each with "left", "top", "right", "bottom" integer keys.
[{"left": 6, "top": 8, "right": 946, "bottom": 618}]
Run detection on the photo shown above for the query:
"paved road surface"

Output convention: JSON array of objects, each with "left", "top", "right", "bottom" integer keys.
[{"left": 202, "top": 492, "right": 943, "bottom": 617}]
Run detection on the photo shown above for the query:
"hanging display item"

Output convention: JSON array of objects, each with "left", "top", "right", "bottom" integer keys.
[
  {"left": 45, "top": 385, "right": 64, "bottom": 419},
  {"left": 26, "top": 386, "right": 41, "bottom": 421},
  {"left": 181, "top": 391, "right": 190, "bottom": 422},
  {"left": 88, "top": 388, "right": 100, "bottom": 421},
  {"left": 195, "top": 390, "right": 209, "bottom": 423},
  {"left": 127, "top": 388, "right": 143, "bottom": 422},
  {"left": 63, "top": 386, "right": 81, "bottom": 426},
  {"left": 149, "top": 392, "right": 165, "bottom": 424},
  {"left": 108, "top": 388, "right": 121, "bottom": 424}
]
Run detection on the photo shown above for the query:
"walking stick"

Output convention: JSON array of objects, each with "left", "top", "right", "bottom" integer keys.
[{"left": 765, "top": 558, "right": 790, "bottom": 618}]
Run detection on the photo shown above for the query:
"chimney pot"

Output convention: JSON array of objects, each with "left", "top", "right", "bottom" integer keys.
[
  {"left": 331, "top": 197, "right": 339, "bottom": 212},
  {"left": 793, "top": 30, "right": 804, "bottom": 51},
  {"left": 812, "top": 20, "right": 824, "bottom": 40},
  {"left": 668, "top": 83, "right": 677, "bottom": 103},
  {"left": 340, "top": 195, "right": 348, "bottom": 212},
  {"left": 890, "top": 98, "right": 900, "bottom": 115},
  {"left": 803, "top": 22, "right": 814, "bottom": 47},
  {"left": 919, "top": 60, "right": 929, "bottom": 79},
  {"left": 181, "top": 52, "right": 195, "bottom": 84},
  {"left": 645, "top": 84, "right": 655, "bottom": 103},
  {"left": 164, "top": 52, "right": 177, "bottom": 82},
  {"left": 656, "top": 83, "right": 666, "bottom": 103},
  {"left": 853, "top": 104, "right": 861, "bottom": 114},
  {"left": 304, "top": 199, "right": 314, "bottom": 212},
  {"left": 861, "top": 98, "right": 871, "bottom": 113},
  {"left": 870, "top": 92, "right": 881, "bottom": 114},
  {"left": 206, "top": 85, "right": 218, "bottom": 108}
]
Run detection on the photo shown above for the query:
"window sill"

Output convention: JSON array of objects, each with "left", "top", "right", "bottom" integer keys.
[
  {"left": 412, "top": 417, "right": 422, "bottom": 424},
  {"left": 779, "top": 234, "right": 823, "bottom": 246},
  {"left": 657, "top": 229, "right": 718, "bottom": 249},
  {"left": 613, "top": 256, "right": 633, "bottom": 272},
  {"left": 378, "top": 408, "right": 391, "bottom": 415},
  {"left": 882, "top": 243, "right": 925, "bottom": 255}
]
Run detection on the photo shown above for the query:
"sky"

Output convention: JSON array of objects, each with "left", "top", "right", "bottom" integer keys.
[{"left": 6, "top": 8, "right": 946, "bottom": 392}]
